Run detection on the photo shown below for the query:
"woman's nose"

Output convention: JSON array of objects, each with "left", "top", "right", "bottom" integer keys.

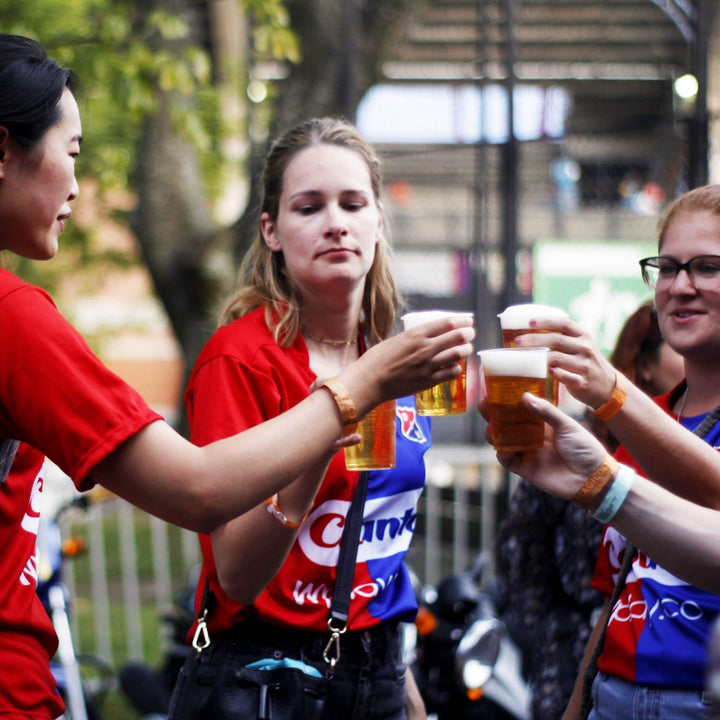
[
  {"left": 68, "top": 175, "right": 80, "bottom": 202},
  {"left": 324, "top": 206, "right": 348, "bottom": 238},
  {"left": 668, "top": 267, "right": 697, "bottom": 294}
]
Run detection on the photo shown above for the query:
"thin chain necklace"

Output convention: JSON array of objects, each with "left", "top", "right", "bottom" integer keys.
[
  {"left": 304, "top": 331, "right": 357, "bottom": 347},
  {"left": 676, "top": 386, "right": 688, "bottom": 423}
]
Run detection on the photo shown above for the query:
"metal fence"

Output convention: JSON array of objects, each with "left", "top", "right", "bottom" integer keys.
[{"left": 51, "top": 443, "right": 508, "bottom": 669}]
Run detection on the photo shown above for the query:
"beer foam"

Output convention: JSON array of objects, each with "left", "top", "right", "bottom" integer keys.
[
  {"left": 478, "top": 347, "right": 548, "bottom": 377},
  {"left": 402, "top": 310, "right": 474, "bottom": 330},
  {"left": 497, "top": 303, "right": 568, "bottom": 329}
]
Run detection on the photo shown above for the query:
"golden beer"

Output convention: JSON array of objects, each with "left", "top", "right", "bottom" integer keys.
[
  {"left": 344, "top": 399, "right": 396, "bottom": 470},
  {"left": 402, "top": 310, "right": 473, "bottom": 416},
  {"left": 415, "top": 358, "right": 468, "bottom": 416},
  {"left": 485, "top": 374, "right": 546, "bottom": 451},
  {"left": 498, "top": 304, "right": 568, "bottom": 406},
  {"left": 479, "top": 347, "right": 548, "bottom": 452}
]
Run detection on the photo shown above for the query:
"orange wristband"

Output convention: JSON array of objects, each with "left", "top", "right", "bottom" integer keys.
[
  {"left": 320, "top": 378, "right": 359, "bottom": 435},
  {"left": 573, "top": 456, "right": 619, "bottom": 511},
  {"left": 591, "top": 373, "right": 627, "bottom": 422},
  {"left": 264, "top": 494, "right": 308, "bottom": 529}
]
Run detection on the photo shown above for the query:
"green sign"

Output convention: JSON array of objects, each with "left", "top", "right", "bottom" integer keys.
[{"left": 532, "top": 239, "right": 656, "bottom": 356}]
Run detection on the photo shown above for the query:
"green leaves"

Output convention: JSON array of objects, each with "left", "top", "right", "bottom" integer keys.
[{"left": 245, "top": 0, "right": 301, "bottom": 63}]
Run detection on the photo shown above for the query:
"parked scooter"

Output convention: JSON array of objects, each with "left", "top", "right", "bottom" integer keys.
[
  {"left": 409, "top": 554, "right": 531, "bottom": 720},
  {"left": 36, "top": 491, "right": 114, "bottom": 720}
]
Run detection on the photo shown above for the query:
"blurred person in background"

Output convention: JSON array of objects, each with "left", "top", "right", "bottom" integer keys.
[
  {"left": 495, "top": 300, "right": 684, "bottom": 720},
  {"left": 588, "top": 300, "right": 684, "bottom": 452}
]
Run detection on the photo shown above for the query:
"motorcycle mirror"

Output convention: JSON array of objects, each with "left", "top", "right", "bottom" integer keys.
[
  {"left": 455, "top": 618, "right": 502, "bottom": 691},
  {"left": 436, "top": 574, "right": 481, "bottom": 617}
]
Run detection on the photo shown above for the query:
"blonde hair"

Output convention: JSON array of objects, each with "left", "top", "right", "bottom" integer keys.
[
  {"left": 220, "top": 117, "right": 400, "bottom": 346},
  {"left": 658, "top": 184, "right": 720, "bottom": 250}
]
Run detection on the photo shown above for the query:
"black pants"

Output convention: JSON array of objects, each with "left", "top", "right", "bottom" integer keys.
[{"left": 169, "top": 620, "right": 408, "bottom": 720}]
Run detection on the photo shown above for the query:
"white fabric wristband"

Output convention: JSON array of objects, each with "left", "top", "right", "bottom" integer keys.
[{"left": 591, "top": 463, "right": 635, "bottom": 523}]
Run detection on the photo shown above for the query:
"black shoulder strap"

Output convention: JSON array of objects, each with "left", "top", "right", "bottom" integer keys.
[
  {"left": 330, "top": 470, "right": 370, "bottom": 626},
  {"left": 669, "top": 380, "right": 720, "bottom": 439},
  {"left": 693, "top": 404, "right": 720, "bottom": 439}
]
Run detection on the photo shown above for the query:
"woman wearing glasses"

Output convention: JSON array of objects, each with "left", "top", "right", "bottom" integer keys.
[{"left": 510, "top": 184, "right": 720, "bottom": 720}]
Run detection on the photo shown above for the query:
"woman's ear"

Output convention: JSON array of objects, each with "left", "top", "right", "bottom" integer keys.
[
  {"left": 260, "top": 212, "right": 282, "bottom": 252},
  {"left": 375, "top": 203, "right": 385, "bottom": 245}
]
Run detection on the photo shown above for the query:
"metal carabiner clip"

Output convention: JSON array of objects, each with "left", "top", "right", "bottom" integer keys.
[
  {"left": 191, "top": 608, "right": 211, "bottom": 653},
  {"left": 323, "top": 618, "right": 347, "bottom": 675}
]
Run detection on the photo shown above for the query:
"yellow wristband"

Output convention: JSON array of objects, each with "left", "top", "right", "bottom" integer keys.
[
  {"left": 264, "top": 494, "right": 308, "bottom": 529},
  {"left": 320, "top": 377, "right": 359, "bottom": 435},
  {"left": 573, "top": 456, "right": 619, "bottom": 511},
  {"left": 591, "top": 373, "right": 627, "bottom": 422}
]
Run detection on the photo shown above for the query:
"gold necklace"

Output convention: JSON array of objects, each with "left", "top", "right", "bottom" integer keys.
[
  {"left": 304, "top": 331, "right": 357, "bottom": 347},
  {"left": 676, "top": 386, "right": 688, "bottom": 423}
]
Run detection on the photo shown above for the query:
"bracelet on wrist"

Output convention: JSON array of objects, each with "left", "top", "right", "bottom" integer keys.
[
  {"left": 591, "top": 464, "right": 635, "bottom": 523},
  {"left": 573, "top": 456, "right": 619, "bottom": 511},
  {"left": 591, "top": 372, "right": 627, "bottom": 422},
  {"left": 320, "top": 377, "right": 359, "bottom": 436},
  {"left": 264, "top": 494, "right": 308, "bottom": 529}
]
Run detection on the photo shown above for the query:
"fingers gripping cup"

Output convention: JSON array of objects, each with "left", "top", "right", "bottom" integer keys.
[
  {"left": 479, "top": 347, "right": 549, "bottom": 452},
  {"left": 401, "top": 310, "right": 474, "bottom": 416},
  {"left": 498, "top": 303, "right": 568, "bottom": 405},
  {"left": 344, "top": 400, "right": 397, "bottom": 470}
]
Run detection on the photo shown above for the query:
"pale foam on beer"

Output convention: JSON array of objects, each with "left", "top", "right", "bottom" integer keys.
[
  {"left": 402, "top": 310, "right": 474, "bottom": 330},
  {"left": 497, "top": 303, "right": 568, "bottom": 329},
  {"left": 478, "top": 347, "right": 548, "bottom": 377}
]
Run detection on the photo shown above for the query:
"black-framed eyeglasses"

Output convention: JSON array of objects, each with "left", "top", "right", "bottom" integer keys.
[{"left": 639, "top": 255, "right": 720, "bottom": 289}]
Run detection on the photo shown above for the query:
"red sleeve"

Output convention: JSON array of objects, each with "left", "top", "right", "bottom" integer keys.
[
  {"left": 0, "top": 283, "right": 161, "bottom": 489},
  {"left": 185, "top": 353, "right": 283, "bottom": 445}
]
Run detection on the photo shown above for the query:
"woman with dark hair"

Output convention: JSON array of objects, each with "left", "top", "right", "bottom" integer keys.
[
  {"left": 173, "top": 117, "right": 436, "bottom": 719},
  {"left": 0, "top": 35, "right": 473, "bottom": 719},
  {"left": 609, "top": 300, "right": 683, "bottom": 398}
]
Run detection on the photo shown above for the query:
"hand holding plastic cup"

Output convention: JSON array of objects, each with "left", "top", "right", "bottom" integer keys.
[
  {"left": 478, "top": 347, "right": 549, "bottom": 452},
  {"left": 344, "top": 399, "right": 396, "bottom": 470},
  {"left": 497, "top": 303, "right": 568, "bottom": 404},
  {"left": 401, "top": 310, "right": 474, "bottom": 416}
]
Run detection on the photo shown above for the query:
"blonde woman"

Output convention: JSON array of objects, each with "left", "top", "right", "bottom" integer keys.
[{"left": 177, "top": 117, "right": 435, "bottom": 719}]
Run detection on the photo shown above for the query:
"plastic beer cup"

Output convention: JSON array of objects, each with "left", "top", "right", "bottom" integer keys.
[
  {"left": 402, "top": 310, "right": 473, "bottom": 416},
  {"left": 344, "top": 399, "right": 396, "bottom": 470},
  {"left": 478, "top": 347, "right": 549, "bottom": 452},
  {"left": 497, "top": 303, "right": 568, "bottom": 405}
]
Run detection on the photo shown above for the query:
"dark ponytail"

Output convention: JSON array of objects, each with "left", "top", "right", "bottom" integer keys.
[{"left": 0, "top": 34, "right": 74, "bottom": 148}]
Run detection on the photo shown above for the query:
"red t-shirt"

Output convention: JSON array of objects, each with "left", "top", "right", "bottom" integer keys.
[
  {"left": 185, "top": 308, "right": 432, "bottom": 636},
  {"left": 0, "top": 269, "right": 161, "bottom": 718}
]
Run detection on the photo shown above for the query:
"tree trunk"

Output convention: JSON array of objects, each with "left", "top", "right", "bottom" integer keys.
[{"left": 131, "top": 0, "right": 415, "bottom": 429}]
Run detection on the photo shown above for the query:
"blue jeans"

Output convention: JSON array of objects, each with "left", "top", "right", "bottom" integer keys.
[
  {"left": 589, "top": 673, "right": 711, "bottom": 720},
  {"left": 170, "top": 620, "right": 407, "bottom": 720}
]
